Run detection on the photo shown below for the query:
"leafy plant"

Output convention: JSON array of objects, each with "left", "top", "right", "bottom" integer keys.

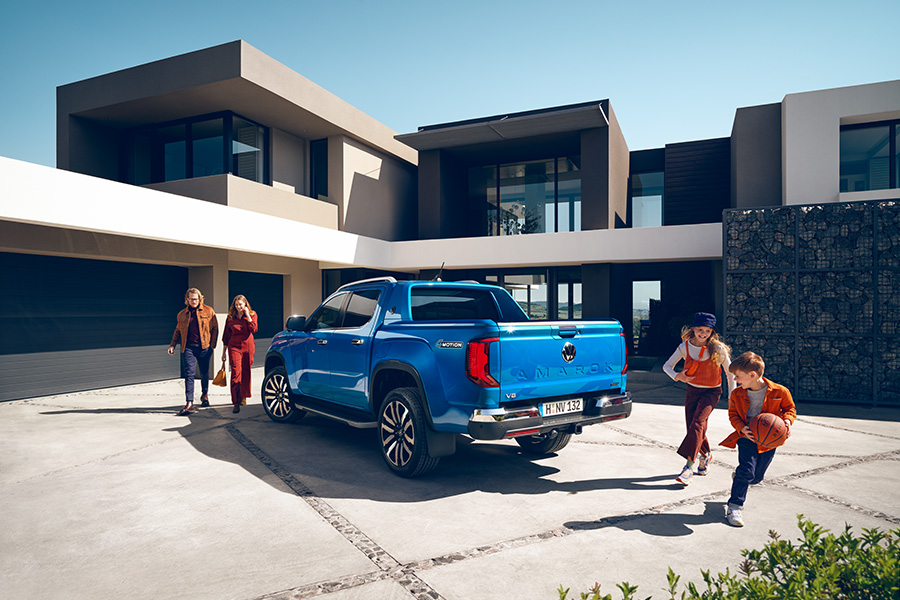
[{"left": 559, "top": 516, "right": 899, "bottom": 600}]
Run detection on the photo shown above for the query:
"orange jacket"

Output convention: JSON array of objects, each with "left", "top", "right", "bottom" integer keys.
[
  {"left": 719, "top": 378, "right": 796, "bottom": 452},
  {"left": 170, "top": 304, "right": 218, "bottom": 352}
]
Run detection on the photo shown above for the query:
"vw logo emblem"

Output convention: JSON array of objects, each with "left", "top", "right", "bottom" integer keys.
[{"left": 561, "top": 342, "right": 576, "bottom": 363}]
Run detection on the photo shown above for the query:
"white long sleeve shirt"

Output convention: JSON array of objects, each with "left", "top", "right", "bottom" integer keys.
[{"left": 663, "top": 342, "right": 736, "bottom": 395}]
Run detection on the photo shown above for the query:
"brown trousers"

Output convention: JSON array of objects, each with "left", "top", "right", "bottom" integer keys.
[{"left": 676, "top": 385, "right": 722, "bottom": 462}]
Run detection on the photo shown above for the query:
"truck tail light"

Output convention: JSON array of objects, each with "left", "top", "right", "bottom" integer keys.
[
  {"left": 466, "top": 337, "right": 500, "bottom": 388},
  {"left": 620, "top": 332, "right": 628, "bottom": 375}
]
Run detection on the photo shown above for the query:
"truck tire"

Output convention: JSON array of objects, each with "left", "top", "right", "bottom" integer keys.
[
  {"left": 378, "top": 387, "right": 439, "bottom": 477},
  {"left": 261, "top": 366, "right": 306, "bottom": 423},
  {"left": 515, "top": 432, "right": 572, "bottom": 455}
]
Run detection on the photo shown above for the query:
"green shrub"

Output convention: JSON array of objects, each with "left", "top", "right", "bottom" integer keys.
[{"left": 558, "top": 516, "right": 899, "bottom": 600}]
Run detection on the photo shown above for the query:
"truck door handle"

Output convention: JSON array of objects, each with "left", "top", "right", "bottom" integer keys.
[
  {"left": 351, "top": 339, "right": 364, "bottom": 345},
  {"left": 317, "top": 339, "right": 328, "bottom": 345}
]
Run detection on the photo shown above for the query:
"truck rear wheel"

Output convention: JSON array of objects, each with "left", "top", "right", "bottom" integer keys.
[
  {"left": 378, "top": 387, "right": 439, "bottom": 477},
  {"left": 515, "top": 432, "right": 572, "bottom": 455},
  {"left": 261, "top": 366, "right": 306, "bottom": 423}
]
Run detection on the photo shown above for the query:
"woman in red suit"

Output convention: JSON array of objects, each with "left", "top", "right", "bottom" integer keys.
[{"left": 221, "top": 295, "right": 258, "bottom": 413}]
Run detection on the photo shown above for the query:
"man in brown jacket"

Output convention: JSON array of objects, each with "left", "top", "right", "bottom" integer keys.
[{"left": 168, "top": 288, "right": 218, "bottom": 415}]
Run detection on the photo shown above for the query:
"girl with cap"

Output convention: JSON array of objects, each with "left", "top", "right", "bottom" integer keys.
[{"left": 662, "top": 312, "right": 735, "bottom": 486}]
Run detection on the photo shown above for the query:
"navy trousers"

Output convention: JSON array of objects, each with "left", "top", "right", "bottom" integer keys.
[
  {"left": 182, "top": 345, "right": 212, "bottom": 403},
  {"left": 728, "top": 436, "right": 776, "bottom": 507}
]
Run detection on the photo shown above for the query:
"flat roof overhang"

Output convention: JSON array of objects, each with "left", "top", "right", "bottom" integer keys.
[
  {"left": 58, "top": 41, "right": 416, "bottom": 165},
  {"left": 395, "top": 100, "right": 610, "bottom": 152}
]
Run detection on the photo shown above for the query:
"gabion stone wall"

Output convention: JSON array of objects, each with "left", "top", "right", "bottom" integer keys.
[{"left": 724, "top": 200, "right": 900, "bottom": 406}]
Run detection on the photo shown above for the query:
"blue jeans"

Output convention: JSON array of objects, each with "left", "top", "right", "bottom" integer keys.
[
  {"left": 182, "top": 345, "right": 212, "bottom": 403},
  {"left": 728, "top": 437, "right": 776, "bottom": 507}
]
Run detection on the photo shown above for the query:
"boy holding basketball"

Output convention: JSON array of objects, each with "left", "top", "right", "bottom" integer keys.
[{"left": 719, "top": 351, "right": 796, "bottom": 527}]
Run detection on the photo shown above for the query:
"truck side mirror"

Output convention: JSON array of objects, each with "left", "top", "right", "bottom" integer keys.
[{"left": 285, "top": 315, "right": 306, "bottom": 331}]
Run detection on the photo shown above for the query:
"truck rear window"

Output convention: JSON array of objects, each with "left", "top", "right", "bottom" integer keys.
[{"left": 411, "top": 288, "right": 500, "bottom": 321}]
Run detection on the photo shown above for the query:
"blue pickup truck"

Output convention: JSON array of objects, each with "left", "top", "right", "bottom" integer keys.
[{"left": 261, "top": 277, "right": 631, "bottom": 477}]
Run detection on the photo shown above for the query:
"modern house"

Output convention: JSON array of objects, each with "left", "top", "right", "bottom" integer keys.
[{"left": 1, "top": 40, "right": 897, "bottom": 402}]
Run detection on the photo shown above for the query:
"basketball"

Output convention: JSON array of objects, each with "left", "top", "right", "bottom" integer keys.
[{"left": 750, "top": 412, "right": 788, "bottom": 448}]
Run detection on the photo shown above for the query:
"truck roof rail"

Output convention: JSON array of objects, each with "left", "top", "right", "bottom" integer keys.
[{"left": 336, "top": 276, "right": 398, "bottom": 292}]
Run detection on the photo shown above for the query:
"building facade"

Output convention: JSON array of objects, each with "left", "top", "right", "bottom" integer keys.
[{"left": 1, "top": 40, "right": 898, "bottom": 402}]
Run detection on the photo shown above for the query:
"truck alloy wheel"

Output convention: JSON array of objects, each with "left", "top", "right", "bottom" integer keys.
[
  {"left": 377, "top": 387, "right": 439, "bottom": 477},
  {"left": 261, "top": 366, "right": 305, "bottom": 423}
]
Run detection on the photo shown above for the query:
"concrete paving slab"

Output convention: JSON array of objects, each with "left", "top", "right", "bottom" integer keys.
[
  {"left": 416, "top": 486, "right": 898, "bottom": 600},
  {"left": 0, "top": 423, "right": 374, "bottom": 600},
  {"left": 2, "top": 370, "right": 898, "bottom": 600},
  {"left": 789, "top": 458, "right": 900, "bottom": 517},
  {"left": 0, "top": 399, "right": 232, "bottom": 484}
]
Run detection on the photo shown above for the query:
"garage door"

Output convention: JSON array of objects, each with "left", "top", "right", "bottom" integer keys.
[
  {"left": 228, "top": 270, "right": 284, "bottom": 365},
  {"left": 0, "top": 252, "right": 188, "bottom": 402}
]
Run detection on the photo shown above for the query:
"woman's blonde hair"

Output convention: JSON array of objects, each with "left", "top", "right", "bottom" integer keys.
[
  {"left": 680, "top": 325, "right": 731, "bottom": 366},
  {"left": 228, "top": 295, "right": 253, "bottom": 320}
]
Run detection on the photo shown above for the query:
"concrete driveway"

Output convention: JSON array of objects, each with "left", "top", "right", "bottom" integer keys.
[{"left": 2, "top": 369, "right": 898, "bottom": 599}]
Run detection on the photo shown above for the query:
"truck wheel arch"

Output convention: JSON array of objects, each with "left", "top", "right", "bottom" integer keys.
[{"left": 370, "top": 360, "right": 428, "bottom": 420}]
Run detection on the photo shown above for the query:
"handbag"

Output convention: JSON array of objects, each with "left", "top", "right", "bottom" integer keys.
[{"left": 212, "top": 363, "right": 227, "bottom": 387}]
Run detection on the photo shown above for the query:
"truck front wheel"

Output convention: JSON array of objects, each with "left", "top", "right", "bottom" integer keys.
[
  {"left": 378, "top": 387, "right": 439, "bottom": 478},
  {"left": 515, "top": 432, "right": 572, "bottom": 455},
  {"left": 261, "top": 366, "right": 306, "bottom": 423}
]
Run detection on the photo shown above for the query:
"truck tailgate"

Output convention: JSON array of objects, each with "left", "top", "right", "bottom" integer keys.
[{"left": 496, "top": 321, "right": 626, "bottom": 402}]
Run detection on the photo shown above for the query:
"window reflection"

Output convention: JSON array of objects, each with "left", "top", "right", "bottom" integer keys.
[
  {"left": 468, "top": 156, "right": 581, "bottom": 236},
  {"left": 632, "top": 171, "right": 663, "bottom": 227},
  {"left": 504, "top": 274, "right": 548, "bottom": 320},
  {"left": 233, "top": 116, "right": 264, "bottom": 183},
  {"left": 840, "top": 124, "right": 892, "bottom": 192},
  {"left": 192, "top": 118, "right": 224, "bottom": 178}
]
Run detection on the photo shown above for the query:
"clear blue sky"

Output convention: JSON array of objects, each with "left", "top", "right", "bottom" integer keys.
[{"left": 1, "top": 0, "right": 897, "bottom": 168}]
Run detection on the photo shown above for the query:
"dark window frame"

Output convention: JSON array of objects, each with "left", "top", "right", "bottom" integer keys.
[
  {"left": 124, "top": 111, "right": 270, "bottom": 186},
  {"left": 840, "top": 119, "right": 899, "bottom": 192}
]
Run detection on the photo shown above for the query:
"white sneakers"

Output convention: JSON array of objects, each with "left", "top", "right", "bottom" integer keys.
[
  {"left": 676, "top": 466, "right": 693, "bottom": 485},
  {"left": 725, "top": 504, "right": 744, "bottom": 527}
]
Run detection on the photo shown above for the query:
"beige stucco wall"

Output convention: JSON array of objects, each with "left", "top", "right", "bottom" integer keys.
[
  {"left": 147, "top": 174, "right": 338, "bottom": 229},
  {"left": 271, "top": 128, "right": 306, "bottom": 195},
  {"left": 783, "top": 80, "right": 900, "bottom": 206},
  {"left": 329, "top": 135, "right": 417, "bottom": 241}
]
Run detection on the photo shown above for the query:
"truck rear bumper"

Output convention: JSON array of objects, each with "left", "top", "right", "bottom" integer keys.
[{"left": 467, "top": 391, "right": 632, "bottom": 440}]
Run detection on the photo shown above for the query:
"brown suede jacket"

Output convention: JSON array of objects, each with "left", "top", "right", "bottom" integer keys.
[
  {"left": 170, "top": 304, "right": 218, "bottom": 352},
  {"left": 720, "top": 377, "right": 796, "bottom": 452}
]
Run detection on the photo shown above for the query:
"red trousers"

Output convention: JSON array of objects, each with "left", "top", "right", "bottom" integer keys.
[
  {"left": 228, "top": 347, "right": 252, "bottom": 406},
  {"left": 676, "top": 385, "right": 721, "bottom": 462}
]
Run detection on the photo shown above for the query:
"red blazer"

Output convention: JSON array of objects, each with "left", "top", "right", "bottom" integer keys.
[
  {"left": 222, "top": 312, "right": 258, "bottom": 362},
  {"left": 720, "top": 378, "right": 796, "bottom": 452}
]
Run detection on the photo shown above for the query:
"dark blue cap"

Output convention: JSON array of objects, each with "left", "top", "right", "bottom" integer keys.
[{"left": 691, "top": 312, "right": 717, "bottom": 331}]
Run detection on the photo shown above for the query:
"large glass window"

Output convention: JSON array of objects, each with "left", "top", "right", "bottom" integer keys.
[
  {"left": 632, "top": 281, "right": 660, "bottom": 354},
  {"left": 840, "top": 121, "right": 898, "bottom": 192},
  {"left": 158, "top": 124, "right": 186, "bottom": 182},
  {"left": 232, "top": 117, "right": 264, "bottom": 182},
  {"left": 310, "top": 138, "right": 329, "bottom": 200},
  {"left": 557, "top": 157, "right": 582, "bottom": 233},
  {"left": 468, "top": 156, "right": 581, "bottom": 236},
  {"left": 504, "top": 273, "right": 548, "bottom": 320},
  {"left": 631, "top": 171, "right": 664, "bottom": 227},
  {"left": 126, "top": 112, "right": 268, "bottom": 186},
  {"left": 193, "top": 118, "right": 224, "bottom": 178}
]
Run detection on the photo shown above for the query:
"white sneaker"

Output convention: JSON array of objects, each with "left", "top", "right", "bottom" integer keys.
[
  {"left": 697, "top": 452, "right": 712, "bottom": 475},
  {"left": 725, "top": 504, "right": 744, "bottom": 527},
  {"left": 676, "top": 466, "right": 693, "bottom": 486}
]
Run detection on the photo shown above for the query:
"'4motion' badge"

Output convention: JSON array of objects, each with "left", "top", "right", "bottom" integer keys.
[{"left": 561, "top": 342, "right": 576, "bottom": 363}]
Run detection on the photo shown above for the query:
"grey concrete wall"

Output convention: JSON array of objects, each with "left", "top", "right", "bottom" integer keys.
[
  {"left": 731, "top": 103, "right": 782, "bottom": 208},
  {"left": 338, "top": 136, "right": 417, "bottom": 241}
]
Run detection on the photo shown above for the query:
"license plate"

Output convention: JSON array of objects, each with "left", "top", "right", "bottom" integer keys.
[{"left": 540, "top": 398, "right": 583, "bottom": 417}]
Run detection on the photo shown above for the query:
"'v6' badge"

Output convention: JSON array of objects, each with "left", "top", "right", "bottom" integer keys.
[{"left": 561, "top": 342, "right": 576, "bottom": 363}]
